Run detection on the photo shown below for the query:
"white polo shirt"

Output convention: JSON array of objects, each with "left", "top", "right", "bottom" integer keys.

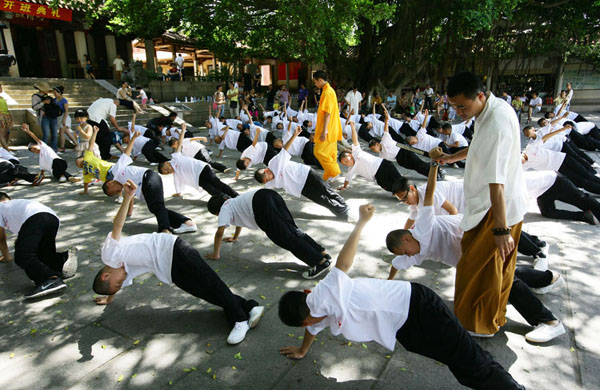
[
  {"left": 266, "top": 149, "right": 310, "bottom": 197},
  {"left": 409, "top": 180, "right": 465, "bottom": 220},
  {"left": 462, "top": 93, "right": 528, "bottom": 231},
  {"left": 0, "top": 199, "right": 57, "bottom": 234},
  {"left": 218, "top": 189, "right": 259, "bottom": 230},
  {"left": 379, "top": 132, "right": 400, "bottom": 161},
  {"left": 392, "top": 206, "right": 463, "bottom": 271},
  {"left": 101, "top": 232, "right": 178, "bottom": 286},
  {"left": 181, "top": 139, "right": 205, "bottom": 158},
  {"left": 0, "top": 147, "right": 16, "bottom": 161},
  {"left": 345, "top": 91, "right": 362, "bottom": 114},
  {"left": 345, "top": 144, "right": 383, "bottom": 183},
  {"left": 170, "top": 153, "right": 207, "bottom": 194},
  {"left": 574, "top": 121, "right": 595, "bottom": 135},
  {"left": 240, "top": 142, "right": 268, "bottom": 168},
  {"left": 445, "top": 132, "right": 468, "bottom": 147},
  {"left": 88, "top": 98, "right": 117, "bottom": 125},
  {"left": 306, "top": 267, "right": 411, "bottom": 352},
  {"left": 523, "top": 170, "right": 557, "bottom": 199},
  {"left": 282, "top": 130, "right": 309, "bottom": 157}
]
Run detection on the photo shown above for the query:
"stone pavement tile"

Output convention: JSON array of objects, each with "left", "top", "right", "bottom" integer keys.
[
  {"left": 0, "top": 324, "right": 129, "bottom": 390},
  {"left": 376, "top": 352, "right": 460, "bottom": 390}
]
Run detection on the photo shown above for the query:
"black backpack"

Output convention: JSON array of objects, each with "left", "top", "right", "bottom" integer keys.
[{"left": 43, "top": 99, "right": 63, "bottom": 119}]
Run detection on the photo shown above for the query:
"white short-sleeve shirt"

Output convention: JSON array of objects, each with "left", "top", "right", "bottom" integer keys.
[
  {"left": 39, "top": 142, "right": 60, "bottom": 172},
  {"left": 88, "top": 98, "right": 117, "bottom": 124},
  {"left": 0, "top": 147, "right": 17, "bottom": 161},
  {"left": 345, "top": 144, "right": 383, "bottom": 183},
  {"left": 461, "top": 93, "right": 528, "bottom": 231},
  {"left": 101, "top": 232, "right": 178, "bottom": 286},
  {"left": 306, "top": 267, "right": 411, "bottom": 352},
  {"left": 409, "top": 180, "right": 465, "bottom": 220},
  {"left": 523, "top": 137, "right": 565, "bottom": 172},
  {"left": 170, "top": 153, "right": 207, "bottom": 194},
  {"left": 265, "top": 149, "right": 310, "bottom": 197},
  {"left": 574, "top": 121, "right": 595, "bottom": 135},
  {"left": 110, "top": 154, "right": 148, "bottom": 199},
  {"left": 415, "top": 128, "right": 441, "bottom": 152},
  {"left": 0, "top": 199, "right": 57, "bottom": 235},
  {"left": 392, "top": 206, "right": 463, "bottom": 271},
  {"left": 217, "top": 189, "right": 259, "bottom": 230},
  {"left": 379, "top": 132, "right": 400, "bottom": 161},
  {"left": 181, "top": 139, "right": 204, "bottom": 157},
  {"left": 282, "top": 130, "right": 309, "bottom": 157},
  {"left": 523, "top": 170, "right": 557, "bottom": 199},
  {"left": 240, "top": 142, "right": 268, "bottom": 168},
  {"left": 219, "top": 130, "right": 241, "bottom": 151}
]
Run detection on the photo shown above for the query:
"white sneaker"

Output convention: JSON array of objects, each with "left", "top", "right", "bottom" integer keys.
[
  {"left": 525, "top": 321, "right": 565, "bottom": 343},
  {"left": 172, "top": 223, "right": 197, "bottom": 234},
  {"left": 149, "top": 162, "right": 159, "bottom": 166},
  {"left": 593, "top": 162, "right": 600, "bottom": 169},
  {"left": 533, "top": 256, "right": 549, "bottom": 271},
  {"left": 227, "top": 321, "right": 250, "bottom": 344},
  {"left": 248, "top": 306, "right": 265, "bottom": 329},
  {"left": 62, "top": 246, "right": 79, "bottom": 279},
  {"left": 532, "top": 274, "right": 564, "bottom": 294},
  {"left": 58, "top": 176, "right": 67, "bottom": 183},
  {"left": 540, "top": 242, "right": 549, "bottom": 258}
]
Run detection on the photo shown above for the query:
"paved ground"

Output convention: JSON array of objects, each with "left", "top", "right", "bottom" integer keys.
[{"left": 1, "top": 112, "right": 600, "bottom": 390}]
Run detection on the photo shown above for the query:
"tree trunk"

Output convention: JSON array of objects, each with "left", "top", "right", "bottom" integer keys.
[
  {"left": 144, "top": 39, "right": 156, "bottom": 72},
  {"left": 554, "top": 57, "right": 565, "bottom": 96}
]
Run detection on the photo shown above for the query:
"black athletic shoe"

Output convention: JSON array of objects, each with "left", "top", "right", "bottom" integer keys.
[
  {"left": 24, "top": 278, "right": 66, "bottom": 300},
  {"left": 302, "top": 260, "right": 333, "bottom": 280}
]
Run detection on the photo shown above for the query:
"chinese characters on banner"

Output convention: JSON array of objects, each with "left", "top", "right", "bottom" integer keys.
[{"left": 0, "top": 0, "right": 72, "bottom": 22}]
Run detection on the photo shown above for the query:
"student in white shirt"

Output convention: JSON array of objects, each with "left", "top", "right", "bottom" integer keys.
[
  {"left": 405, "top": 110, "right": 451, "bottom": 156},
  {"left": 169, "top": 136, "right": 229, "bottom": 173},
  {"left": 21, "top": 124, "right": 80, "bottom": 183},
  {"left": 386, "top": 164, "right": 565, "bottom": 343},
  {"left": 278, "top": 203, "right": 525, "bottom": 390},
  {"left": 123, "top": 115, "right": 169, "bottom": 164},
  {"left": 159, "top": 128, "right": 238, "bottom": 199},
  {"left": 102, "top": 131, "right": 196, "bottom": 234},
  {"left": 524, "top": 170, "right": 600, "bottom": 224},
  {"left": 206, "top": 188, "right": 332, "bottom": 279},
  {"left": 255, "top": 126, "right": 350, "bottom": 220},
  {"left": 0, "top": 147, "right": 43, "bottom": 186},
  {"left": 439, "top": 122, "right": 469, "bottom": 153},
  {"left": 0, "top": 193, "right": 78, "bottom": 299},
  {"left": 527, "top": 121, "right": 595, "bottom": 169},
  {"left": 281, "top": 121, "right": 322, "bottom": 168},
  {"left": 235, "top": 127, "right": 280, "bottom": 178},
  {"left": 367, "top": 106, "right": 442, "bottom": 180},
  {"left": 86, "top": 98, "right": 128, "bottom": 160},
  {"left": 527, "top": 92, "right": 543, "bottom": 122},
  {"left": 546, "top": 105, "right": 600, "bottom": 151},
  {"left": 214, "top": 126, "right": 252, "bottom": 157},
  {"left": 522, "top": 124, "right": 600, "bottom": 195},
  {"left": 135, "top": 85, "right": 148, "bottom": 110},
  {"left": 338, "top": 122, "right": 403, "bottom": 193},
  {"left": 92, "top": 180, "right": 264, "bottom": 345}
]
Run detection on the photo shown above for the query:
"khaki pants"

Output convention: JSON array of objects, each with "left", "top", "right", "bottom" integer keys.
[{"left": 454, "top": 209, "right": 522, "bottom": 334}]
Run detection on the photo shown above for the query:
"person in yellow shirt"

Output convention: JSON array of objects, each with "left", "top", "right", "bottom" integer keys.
[
  {"left": 75, "top": 125, "right": 114, "bottom": 195},
  {"left": 313, "top": 71, "right": 342, "bottom": 180}
]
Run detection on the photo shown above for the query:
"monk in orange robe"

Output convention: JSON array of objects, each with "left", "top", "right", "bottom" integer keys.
[{"left": 313, "top": 71, "right": 342, "bottom": 180}]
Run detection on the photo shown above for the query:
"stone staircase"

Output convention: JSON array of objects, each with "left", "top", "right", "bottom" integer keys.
[{"left": 0, "top": 77, "right": 160, "bottom": 145}]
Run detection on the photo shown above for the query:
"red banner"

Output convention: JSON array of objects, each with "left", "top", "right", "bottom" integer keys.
[{"left": 0, "top": 1, "right": 72, "bottom": 22}]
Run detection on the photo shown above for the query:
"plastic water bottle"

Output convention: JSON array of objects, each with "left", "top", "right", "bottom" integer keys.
[
  {"left": 185, "top": 96, "right": 188, "bottom": 102},
  {"left": 175, "top": 97, "right": 180, "bottom": 103}
]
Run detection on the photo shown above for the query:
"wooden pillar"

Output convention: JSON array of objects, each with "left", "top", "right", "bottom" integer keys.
[{"left": 144, "top": 39, "right": 156, "bottom": 72}]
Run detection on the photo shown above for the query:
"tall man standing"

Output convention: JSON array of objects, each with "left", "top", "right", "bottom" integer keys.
[
  {"left": 313, "top": 71, "right": 342, "bottom": 180},
  {"left": 437, "top": 72, "right": 528, "bottom": 337}
]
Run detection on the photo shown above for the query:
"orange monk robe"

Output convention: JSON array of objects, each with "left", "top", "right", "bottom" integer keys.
[{"left": 314, "top": 82, "right": 342, "bottom": 180}]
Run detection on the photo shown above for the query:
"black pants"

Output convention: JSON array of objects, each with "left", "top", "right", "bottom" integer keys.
[
  {"left": 399, "top": 123, "right": 417, "bottom": 137},
  {"left": 426, "top": 117, "right": 440, "bottom": 137},
  {"left": 301, "top": 169, "right": 349, "bottom": 217},
  {"left": 537, "top": 174, "right": 600, "bottom": 221},
  {"left": 236, "top": 133, "right": 252, "bottom": 153},
  {"left": 358, "top": 126, "right": 375, "bottom": 143},
  {"left": 14, "top": 213, "right": 67, "bottom": 285},
  {"left": 389, "top": 129, "right": 406, "bottom": 144},
  {"left": 0, "top": 161, "right": 36, "bottom": 183},
  {"left": 562, "top": 141, "right": 594, "bottom": 169},
  {"left": 396, "top": 283, "right": 524, "bottom": 390},
  {"left": 395, "top": 149, "right": 429, "bottom": 177},
  {"left": 194, "top": 149, "right": 227, "bottom": 173},
  {"left": 143, "top": 129, "right": 161, "bottom": 145},
  {"left": 51, "top": 159, "right": 71, "bottom": 180},
  {"left": 171, "top": 238, "right": 257, "bottom": 326},
  {"left": 559, "top": 155, "right": 600, "bottom": 194},
  {"left": 374, "top": 160, "right": 402, "bottom": 192},
  {"left": 574, "top": 114, "right": 589, "bottom": 123},
  {"left": 263, "top": 144, "right": 279, "bottom": 165},
  {"left": 141, "top": 171, "right": 190, "bottom": 232},
  {"left": 118, "top": 99, "right": 134, "bottom": 110},
  {"left": 509, "top": 276, "right": 556, "bottom": 326},
  {"left": 301, "top": 141, "right": 322, "bottom": 168},
  {"left": 265, "top": 132, "right": 279, "bottom": 150},
  {"left": 198, "top": 166, "right": 238, "bottom": 198},
  {"left": 141, "top": 140, "right": 169, "bottom": 163},
  {"left": 88, "top": 119, "right": 112, "bottom": 160},
  {"left": 569, "top": 130, "right": 600, "bottom": 151},
  {"left": 462, "top": 125, "right": 474, "bottom": 140},
  {"left": 588, "top": 126, "right": 600, "bottom": 142},
  {"left": 252, "top": 189, "right": 324, "bottom": 266},
  {"left": 517, "top": 231, "right": 542, "bottom": 257}
]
